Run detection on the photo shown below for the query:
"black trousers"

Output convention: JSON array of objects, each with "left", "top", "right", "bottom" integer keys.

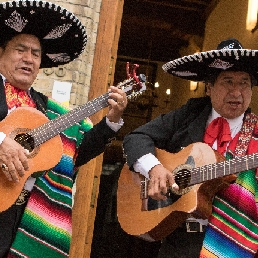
[
  {"left": 158, "top": 226, "right": 205, "bottom": 258},
  {"left": 0, "top": 202, "right": 26, "bottom": 258}
]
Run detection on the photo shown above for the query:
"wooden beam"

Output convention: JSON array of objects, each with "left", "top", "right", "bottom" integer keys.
[
  {"left": 69, "top": 0, "right": 124, "bottom": 257},
  {"left": 204, "top": 0, "right": 220, "bottom": 18}
]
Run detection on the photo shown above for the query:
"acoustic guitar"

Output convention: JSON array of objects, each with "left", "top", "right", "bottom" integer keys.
[
  {"left": 117, "top": 142, "right": 258, "bottom": 241},
  {"left": 0, "top": 66, "right": 146, "bottom": 212}
]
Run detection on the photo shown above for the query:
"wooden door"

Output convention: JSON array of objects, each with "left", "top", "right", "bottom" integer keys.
[{"left": 69, "top": 0, "right": 124, "bottom": 257}]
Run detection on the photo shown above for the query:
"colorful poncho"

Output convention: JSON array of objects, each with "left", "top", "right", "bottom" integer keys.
[
  {"left": 200, "top": 113, "right": 258, "bottom": 258},
  {"left": 7, "top": 98, "right": 93, "bottom": 258}
]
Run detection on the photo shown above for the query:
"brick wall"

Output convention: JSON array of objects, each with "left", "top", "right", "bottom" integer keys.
[{"left": 30, "top": 0, "right": 102, "bottom": 108}]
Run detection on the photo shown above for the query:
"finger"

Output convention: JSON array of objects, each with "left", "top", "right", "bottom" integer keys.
[
  {"left": 110, "top": 93, "right": 126, "bottom": 104},
  {"left": 19, "top": 149, "right": 29, "bottom": 171},
  {"left": 109, "top": 87, "right": 126, "bottom": 97},
  {"left": 167, "top": 173, "right": 179, "bottom": 191},
  {"left": 159, "top": 178, "right": 168, "bottom": 195},
  {"left": 117, "top": 100, "right": 125, "bottom": 105},
  {"left": 108, "top": 98, "right": 125, "bottom": 110},
  {"left": 171, "top": 182, "right": 179, "bottom": 191},
  {"left": 168, "top": 179, "right": 179, "bottom": 191},
  {"left": 23, "top": 148, "right": 30, "bottom": 155},
  {"left": 13, "top": 159, "right": 25, "bottom": 177},
  {"left": 1, "top": 164, "right": 12, "bottom": 181},
  {"left": 5, "top": 162, "right": 19, "bottom": 182},
  {"left": 148, "top": 178, "right": 166, "bottom": 200},
  {"left": 109, "top": 86, "right": 126, "bottom": 95}
]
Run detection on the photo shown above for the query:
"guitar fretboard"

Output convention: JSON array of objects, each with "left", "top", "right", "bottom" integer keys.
[
  {"left": 31, "top": 92, "right": 110, "bottom": 147},
  {"left": 189, "top": 153, "right": 258, "bottom": 185}
]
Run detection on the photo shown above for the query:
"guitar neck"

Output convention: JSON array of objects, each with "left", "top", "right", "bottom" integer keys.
[
  {"left": 189, "top": 153, "right": 258, "bottom": 185},
  {"left": 28, "top": 74, "right": 146, "bottom": 147},
  {"left": 31, "top": 92, "right": 110, "bottom": 146}
]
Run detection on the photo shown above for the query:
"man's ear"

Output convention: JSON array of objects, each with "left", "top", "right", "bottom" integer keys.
[{"left": 206, "top": 82, "right": 212, "bottom": 96}]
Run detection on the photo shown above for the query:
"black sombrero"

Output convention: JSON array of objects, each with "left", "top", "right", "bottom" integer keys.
[
  {"left": 0, "top": 0, "right": 87, "bottom": 68},
  {"left": 162, "top": 38, "right": 258, "bottom": 82}
]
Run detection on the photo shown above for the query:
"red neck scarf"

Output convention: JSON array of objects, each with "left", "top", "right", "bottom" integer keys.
[
  {"left": 4, "top": 81, "right": 36, "bottom": 109},
  {"left": 203, "top": 116, "right": 232, "bottom": 155}
]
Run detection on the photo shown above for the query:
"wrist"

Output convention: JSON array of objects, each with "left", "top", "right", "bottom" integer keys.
[{"left": 0, "top": 132, "right": 6, "bottom": 144}]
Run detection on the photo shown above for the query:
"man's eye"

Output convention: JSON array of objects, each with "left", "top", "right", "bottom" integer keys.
[{"left": 241, "top": 81, "right": 251, "bottom": 88}]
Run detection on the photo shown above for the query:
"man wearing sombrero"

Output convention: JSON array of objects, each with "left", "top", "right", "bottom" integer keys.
[
  {"left": 123, "top": 38, "right": 258, "bottom": 257},
  {"left": 0, "top": 0, "right": 128, "bottom": 257}
]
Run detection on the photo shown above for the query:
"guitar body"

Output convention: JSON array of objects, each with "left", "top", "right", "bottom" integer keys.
[
  {"left": 0, "top": 107, "right": 63, "bottom": 212},
  {"left": 117, "top": 142, "right": 235, "bottom": 241}
]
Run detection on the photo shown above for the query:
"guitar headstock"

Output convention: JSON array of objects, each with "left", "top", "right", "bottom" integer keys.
[{"left": 118, "top": 62, "right": 146, "bottom": 99}]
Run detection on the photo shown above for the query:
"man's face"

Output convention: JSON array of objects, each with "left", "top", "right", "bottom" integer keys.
[
  {"left": 0, "top": 34, "right": 41, "bottom": 90},
  {"left": 206, "top": 71, "right": 253, "bottom": 119}
]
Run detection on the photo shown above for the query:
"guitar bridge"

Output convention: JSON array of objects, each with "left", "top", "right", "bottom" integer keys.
[{"left": 140, "top": 177, "right": 149, "bottom": 211}]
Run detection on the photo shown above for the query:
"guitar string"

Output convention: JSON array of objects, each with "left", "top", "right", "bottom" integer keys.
[
  {"left": 32, "top": 80, "right": 144, "bottom": 145},
  {"left": 187, "top": 154, "right": 257, "bottom": 186}
]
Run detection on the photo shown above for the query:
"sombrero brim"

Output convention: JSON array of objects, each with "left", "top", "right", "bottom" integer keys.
[
  {"left": 0, "top": 0, "right": 87, "bottom": 68},
  {"left": 162, "top": 49, "right": 258, "bottom": 82}
]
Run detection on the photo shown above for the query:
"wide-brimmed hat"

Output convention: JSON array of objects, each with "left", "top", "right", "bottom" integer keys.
[
  {"left": 0, "top": 0, "right": 87, "bottom": 68},
  {"left": 162, "top": 38, "right": 258, "bottom": 82}
]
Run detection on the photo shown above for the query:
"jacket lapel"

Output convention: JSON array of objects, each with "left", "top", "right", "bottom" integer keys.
[
  {"left": 188, "top": 104, "right": 211, "bottom": 143},
  {"left": 0, "top": 78, "right": 8, "bottom": 121}
]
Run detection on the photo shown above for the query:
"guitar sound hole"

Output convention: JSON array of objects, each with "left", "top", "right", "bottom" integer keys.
[
  {"left": 14, "top": 133, "right": 35, "bottom": 152},
  {"left": 147, "top": 169, "right": 192, "bottom": 211},
  {"left": 174, "top": 169, "right": 191, "bottom": 189}
]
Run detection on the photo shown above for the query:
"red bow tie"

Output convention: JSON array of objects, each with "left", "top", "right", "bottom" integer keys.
[
  {"left": 203, "top": 117, "right": 232, "bottom": 155},
  {"left": 4, "top": 82, "right": 36, "bottom": 109}
]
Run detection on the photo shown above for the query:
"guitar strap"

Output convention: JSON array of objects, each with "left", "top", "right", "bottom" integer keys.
[
  {"left": 0, "top": 78, "right": 8, "bottom": 120},
  {"left": 200, "top": 113, "right": 258, "bottom": 258},
  {"left": 234, "top": 113, "right": 258, "bottom": 157}
]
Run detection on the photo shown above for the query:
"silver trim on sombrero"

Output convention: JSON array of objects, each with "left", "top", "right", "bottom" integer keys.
[
  {"left": 5, "top": 10, "right": 27, "bottom": 32},
  {"left": 46, "top": 53, "right": 71, "bottom": 63},
  {"left": 172, "top": 71, "right": 197, "bottom": 77},
  {"left": 44, "top": 24, "right": 72, "bottom": 39},
  {"left": 162, "top": 49, "right": 258, "bottom": 72},
  {"left": 208, "top": 59, "right": 233, "bottom": 70}
]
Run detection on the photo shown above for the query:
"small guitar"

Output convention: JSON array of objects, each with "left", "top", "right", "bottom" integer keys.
[
  {"left": 0, "top": 64, "right": 146, "bottom": 212},
  {"left": 117, "top": 142, "right": 257, "bottom": 242}
]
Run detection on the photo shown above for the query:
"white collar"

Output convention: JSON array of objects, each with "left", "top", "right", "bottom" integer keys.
[{"left": 207, "top": 108, "right": 244, "bottom": 135}]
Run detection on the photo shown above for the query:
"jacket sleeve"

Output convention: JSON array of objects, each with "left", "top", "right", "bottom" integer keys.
[
  {"left": 123, "top": 97, "right": 211, "bottom": 170},
  {"left": 123, "top": 107, "right": 185, "bottom": 170},
  {"left": 75, "top": 117, "right": 118, "bottom": 167}
]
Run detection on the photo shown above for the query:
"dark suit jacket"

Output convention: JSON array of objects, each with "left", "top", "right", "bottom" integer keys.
[{"left": 123, "top": 97, "right": 213, "bottom": 170}]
